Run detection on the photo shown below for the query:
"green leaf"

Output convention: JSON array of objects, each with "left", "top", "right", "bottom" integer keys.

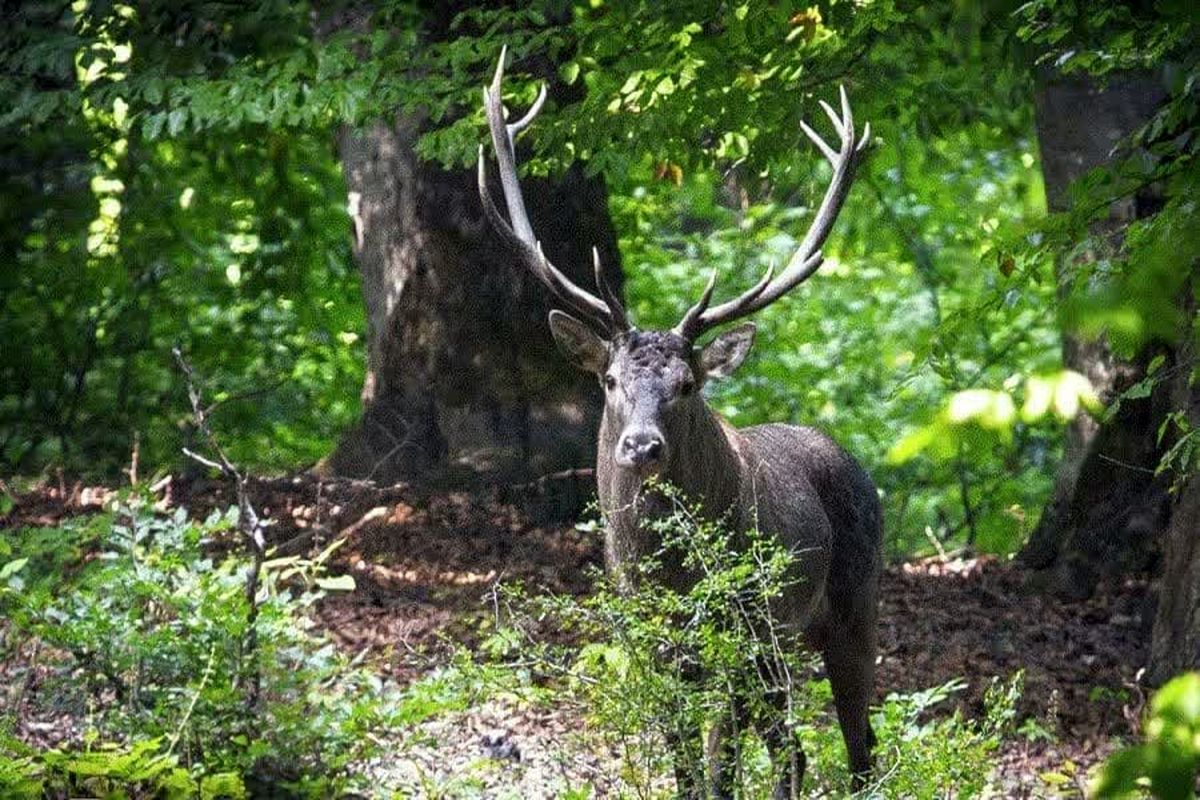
[
  {"left": 316, "top": 574, "right": 356, "bottom": 592},
  {"left": 200, "top": 772, "right": 247, "bottom": 799},
  {"left": 143, "top": 77, "right": 164, "bottom": 106},
  {"left": 1152, "top": 672, "right": 1200, "bottom": 726},
  {"left": 166, "top": 108, "right": 187, "bottom": 137},
  {"left": 142, "top": 112, "right": 165, "bottom": 140},
  {"left": 1091, "top": 746, "right": 1151, "bottom": 797},
  {"left": 0, "top": 558, "right": 28, "bottom": 580}
]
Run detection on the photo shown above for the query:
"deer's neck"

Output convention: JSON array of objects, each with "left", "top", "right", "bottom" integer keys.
[{"left": 596, "top": 402, "right": 744, "bottom": 584}]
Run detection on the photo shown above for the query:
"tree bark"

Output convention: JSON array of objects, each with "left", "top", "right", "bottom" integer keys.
[
  {"left": 1019, "top": 70, "right": 1171, "bottom": 599},
  {"left": 322, "top": 116, "right": 621, "bottom": 484},
  {"left": 1148, "top": 281, "right": 1200, "bottom": 684},
  {"left": 316, "top": 7, "right": 622, "bottom": 486}
]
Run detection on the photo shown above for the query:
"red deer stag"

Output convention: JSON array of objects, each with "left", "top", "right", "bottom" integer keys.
[{"left": 477, "top": 49, "right": 882, "bottom": 798}]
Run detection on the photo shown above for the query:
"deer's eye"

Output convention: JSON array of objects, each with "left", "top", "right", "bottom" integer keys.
[{"left": 604, "top": 375, "right": 617, "bottom": 391}]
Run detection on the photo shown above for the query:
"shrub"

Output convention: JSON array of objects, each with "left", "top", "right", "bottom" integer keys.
[
  {"left": 492, "top": 484, "right": 1019, "bottom": 797},
  {"left": 0, "top": 491, "right": 399, "bottom": 797},
  {"left": 1092, "top": 671, "right": 1200, "bottom": 800}
]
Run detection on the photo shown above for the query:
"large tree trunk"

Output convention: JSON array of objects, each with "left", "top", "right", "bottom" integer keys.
[
  {"left": 322, "top": 117, "right": 620, "bottom": 484},
  {"left": 316, "top": 8, "right": 621, "bottom": 486},
  {"left": 1018, "top": 70, "right": 1171, "bottom": 599}
]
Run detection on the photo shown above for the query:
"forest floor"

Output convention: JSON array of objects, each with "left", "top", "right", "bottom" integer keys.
[{"left": 3, "top": 474, "right": 1154, "bottom": 798}]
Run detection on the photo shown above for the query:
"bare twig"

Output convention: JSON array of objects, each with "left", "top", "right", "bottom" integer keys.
[
  {"left": 923, "top": 524, "right": 949, "bottom": 561},
  {"left": 166, "top": 645, "right": 216, "bottom": 757},
  {"left": 956, "top": 451, "right": 979, "bottom": 549},
  {"left": 507, "top": 467, "right": 596, "bottom": 493},
  {"left": 366, "top": 416, "right": 415, "bottom": 482},
  {"left": 173, "top": 346, "right": 267, "bottom": 711}
]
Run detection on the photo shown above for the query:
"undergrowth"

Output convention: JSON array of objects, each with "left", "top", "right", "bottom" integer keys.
[
  {"left": 481, "top": 485, "right": 1021, "bottom": 798},
  {"left": 0, "top": 490, "right": 399, "bottom": 798},
  {"left": 0, "top": 485, "right": 1031, "bottom": 798}
]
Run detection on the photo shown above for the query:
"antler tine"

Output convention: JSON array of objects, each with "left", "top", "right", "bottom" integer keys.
[
  {"left": 857, "top": 120, "right": 872, "bottom": 153},
  {"left": 839, "top": 84, "right": 853, "bottom": 139},
  {"left": 593, "top": 247, "right": 630, "bottom": 331},
  {"left": 799, "top": 119, "right": 838, "bottom": 165},
  {"left": 476, "top": 151, "right": 606, "bottom": 331},
  {"left": 675, "top": 87, "right": 868, "bottom": 340},
  {"left": 673, "top": 264, "right": 777, "bottom": 340},
  {"left": 510, "top": 84, "right": 547, "bottom": 135},
  {"left": 818, "top": 99, "right": 845, "bottom": 139},
  {"left": 478, "top": 48, "right": 629, "bottom": 335},
  {"left": 673, "top": 270, "right": 718, "bottom": 339}
]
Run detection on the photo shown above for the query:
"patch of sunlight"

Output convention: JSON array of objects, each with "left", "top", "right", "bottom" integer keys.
[
  {"left": 947, "top": 389, "right": 1015, "bottom": 429},
  {"left": 228, "top": 233, "right": 261, "bottom": 255},
  {"left": 890, "top": 371, "right": 1103, "bottom": 465}
]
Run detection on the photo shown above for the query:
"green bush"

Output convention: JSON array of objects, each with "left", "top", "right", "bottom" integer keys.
[
  {"left": 0, "top": 492, "right": 399, "bottom": 797},
  {"left": 1092, "top": 671, "right": 1200, "bottom": 800},
  {"left": 492, "top": 484, "right": 1019, "bottom": 797},
  {"left": 0, "top": 735, "right": 224, "bottom": 800}
]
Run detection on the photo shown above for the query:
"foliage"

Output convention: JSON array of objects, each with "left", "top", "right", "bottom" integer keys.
[
  {"left": 0, "top": 120, "right": 364, "bottom": 475},
  {"left": 1, "top": 1, "right": 1194, "bottom": 559},
  {"left": 0, "top": 492, "right": 399, "bottom": 796},
  {"left": 0, "top": 736, "right": 226, "bottom": 800},
  {"left": 868, "top": 675, "right": 1022, "bottom": 799},
  {"left": 884, "top": 0, "right": 1199, "bottom": 492},
  {"left": 488, "top": 486, "right": 1019, "bottom": 797},
  {"left": 1092, "top": 671, "right": 1200, "bottom": 800}
]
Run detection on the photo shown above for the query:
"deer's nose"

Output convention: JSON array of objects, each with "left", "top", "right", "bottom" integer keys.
[{"left": 620, "top": 432, "right": 665, "bottom": 465}]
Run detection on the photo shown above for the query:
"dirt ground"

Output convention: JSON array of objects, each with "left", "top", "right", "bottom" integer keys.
[{"left": 2, "top": 474, "right": 1154, "bottom": 797}]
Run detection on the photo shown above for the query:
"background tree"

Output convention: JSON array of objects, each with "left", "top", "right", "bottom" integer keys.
[
  {"left": 1008, "top": 0, "right": 1198, "bottom": 674},
  {"left": 317, "top": 3, "right": 623, "bottom": 483},
  {"left": 1017, "top": 68, "right": 1171, "bottom": 600}
]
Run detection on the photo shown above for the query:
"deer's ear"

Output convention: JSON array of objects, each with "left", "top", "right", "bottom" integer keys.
[
  {"left": 548, "top": 311, "right": 608, "bottom": 374},
  {"left": 698, "top": 323, "right": 756, "bottom": 380}
]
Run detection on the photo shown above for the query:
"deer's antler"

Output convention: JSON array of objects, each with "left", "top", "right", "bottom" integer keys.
[
  {"left": 674, "top": 86, "right": 870, "bottom": 341},
  {"left": 477, "top": 46, "right": 629, "bottom": 335}
]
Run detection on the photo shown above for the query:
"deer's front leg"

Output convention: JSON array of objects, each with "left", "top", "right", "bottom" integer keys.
[
  {"left": 665, "top": 725, "right": 705, "bottom": 800},
  {"left": 706, "top": 695, "right": 750, "bottom": 800}
]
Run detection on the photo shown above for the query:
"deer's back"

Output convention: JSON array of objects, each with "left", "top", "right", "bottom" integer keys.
[{"left": 738, "top": 423, "right": 882, "bottom": 627}]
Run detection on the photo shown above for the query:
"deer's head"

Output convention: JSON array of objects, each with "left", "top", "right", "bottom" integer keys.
[
  {"left": 478, "top": 48, "right": 870, "bottom": 472},
  {"left": 548, "top": 319, "right": 756, "bottom": 468}
]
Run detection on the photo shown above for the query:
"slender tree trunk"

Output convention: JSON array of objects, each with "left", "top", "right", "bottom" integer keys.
[
  {"left": 316, "top": 6, "right": 622, "bottom": 485},
  {"left": 1149, "top": 282, "right": 1200, "bottom": 683},
  {"left": 1019, "top": 70, "right": 1170, "bottom": 599}
]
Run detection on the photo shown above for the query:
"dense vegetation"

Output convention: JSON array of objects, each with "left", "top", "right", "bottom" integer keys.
[
  {"left": 0, "top": 1, "right": 1075, "bottom": 549},
  {"left": 1, "top": 0, "right": 1197, "bottom": 796},
  {"left": 3, "top": 0, "right": 1195, "bottom": 554}
]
